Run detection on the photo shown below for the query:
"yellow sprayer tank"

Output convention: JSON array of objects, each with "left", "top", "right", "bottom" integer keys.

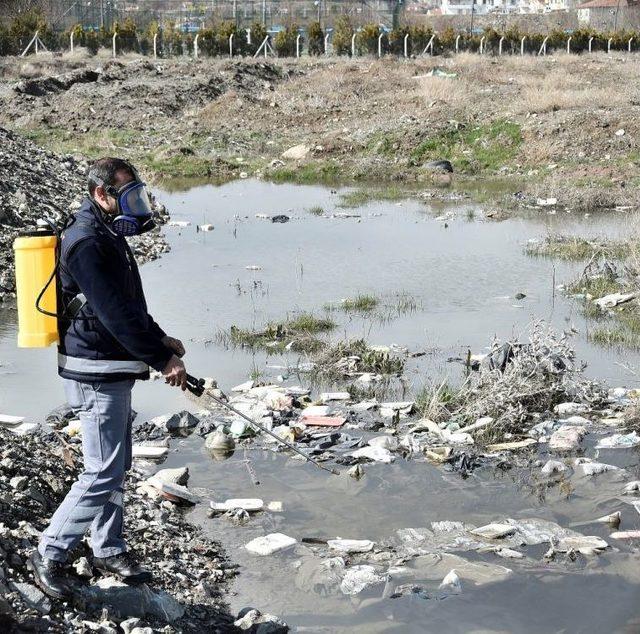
[{"left": 13, "top": 231, "right": 59, "bottom": 348}]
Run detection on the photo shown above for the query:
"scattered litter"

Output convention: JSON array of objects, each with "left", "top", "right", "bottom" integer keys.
[
  {"left": 554, "top": 403, "right": 588, "bottom": 416},
  {"left": 328, "top": 539, "right": 375, "bottom": 554},
  {"left": 321, "top": 392, "right": 351, "bottom": 403},
  {"left": 267, "top": 501, "right": 284, "bottom": 513},
  {"left": 167, "top": 220, "right": 191, "bottom": 227},
  {"left": 301, "top": 405, "right": 330, "bottom": 417},
  {"left": 210, "top": 499, "right": 264, "bottom": 513},
  {"left": 486, "top": 438, "right": 537, "bottom": 452},
  {"left": 131, "top": 445, "right": 169, "bottom": 459},
  {"left": 340, "top": 565, "right": 386, "bottom": 595},
  {"left": 303, "top": 416, "right": 346, "bottom": 428},
  {"left": 245, "top": 533, "right": 297, "bottom": 556},
  {"left": 596, "top": 432, "right": 640, "bottom": 449},
  {"left": 536, "top": 197, "right": 558, "bottom": 207},
  {"left": 594, "top": 292, "right": 636, "bottom": 310},
  {"left": 469, "top": 523, "right": 516, "bottom": 540},
  {"left": 197, "top": 224, "right": 214, "bottom": 232},
  {"left": 610, "top": 530, "right": 640, "bottom": 540},
  {"left": 350, "top": 445, "right": 395, "bottom": 464}
]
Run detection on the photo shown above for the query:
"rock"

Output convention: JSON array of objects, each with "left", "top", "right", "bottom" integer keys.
[
  {"left": 120, "top": 618, "right": 143, "bottom": 634},
  {"left": 610, "top": 530, "right": 640, "bottom": 540},
  {"left": 245, "top": 533, "right": 297, "bottom": 556},
  {"left": 424, "top": 159, "right": 453, "bottom": 173},
  {"left": 151, "top": 411, "right": 198, "bottom": 431},
  {"left": 9, "top": 475, "right": 28, "bottom": 491},
  {"left": 592, "top": 511, "right": 621, "bottom": 526},
  {"left": 327, "top": 539, "right": 375, "bottom": 553},
  {"left": 624, "top": 481, "right": 640, "bottom": 494},
  {"left": 149, "top": 467, "right": 189, "bottom": 486},
  {"left": 549, "top": 425, "right": 587, "bottom": 451},
  {"left": 73, "top": 556, "right": 93, "bottom": 578},
  {"left": 340, "top": 565, "right": 386, "bottom": 595},
  {"left": 267, "top": 501, "right": 284, "bottom": 512},
  {"left": 320, "top": 392, "right": 350, "bottom": 403},
  {"left": 281, "top": 144, "right": 311, "bottom": 160},
  {"left": 205, "top": 429, "right": 236, "bottom": 452},
  {"left": 347, "top": 464, "right": 365, "bottom": 479},
  {"left": 556, "top": 535, "right": 608, "bottom": 554},
  {"left": 438, "top": 569, "right": 462, "bottom": 594},
  {"left": 11, "top": 581, "right": 51, "bottom": 614},
  {"left": 235, "top": 607, "right": 289, "bottom": 633},
  {"left": 469, "top": 523, "right": 516, "bottom": 540}
]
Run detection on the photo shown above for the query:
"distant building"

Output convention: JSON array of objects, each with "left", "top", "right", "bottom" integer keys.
[{"left": 575, "top": 0, "right": 626, "bottom": 24}]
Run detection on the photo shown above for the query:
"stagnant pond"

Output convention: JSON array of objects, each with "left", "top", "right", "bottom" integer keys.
[{"left": 1, "top": 180, "right": 640, "bottom": 632}]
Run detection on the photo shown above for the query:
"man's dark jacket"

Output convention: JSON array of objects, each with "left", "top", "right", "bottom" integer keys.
[{"left": 56, "top": 198, "right": 172, "bottom": 382}]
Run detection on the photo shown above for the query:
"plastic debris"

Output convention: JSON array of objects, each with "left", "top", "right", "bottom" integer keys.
[
  {"left": 320, "top": 392, "right": 351, "bottom": 403},
  {"left": 210, "top": 499, "right": 264, "bottom": 513},
  {"left": 131, "top": 445, "right": 169, "bottom": 459},
  {"left": 328, "top": 539, "right": 375, "bottom": 553},
  {"left": 594, "top": 292, "right": 636, "bottom": 310},
  {"left": 554, "top": 403, "right": 588, "bottom": 416},
  {"left": 303, "top": 416, "right": 346, "bottom": 428},
  {"left": 470, "top": 523, "right": 516, "bottom": 540},
  {"left": 610, "top": 530, "right": 640, "bottom": 540},
  {"left": 596, "top": 432, "right": 640, "bottom": 449},
  {"left": 245, "top": 533, "right": 297, "bottom": 556},
  {"left": 350, "top": 445, "right": 395, "bottom": 464},
  {"left": 486, "top": 439, "right": 537, "bottom": 452},
  {"left": 575, "top": 460, "right": 622, "bottom": 477},
  {"left": 340, "top": 565, "right": 386, "bottom": 596}
]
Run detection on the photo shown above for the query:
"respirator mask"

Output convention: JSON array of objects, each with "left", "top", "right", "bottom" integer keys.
[{"left": 89, "top": 163, "right": 156, "bottom": 237}]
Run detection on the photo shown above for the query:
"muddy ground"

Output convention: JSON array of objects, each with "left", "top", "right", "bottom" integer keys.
[{"left": 0, "top": 51, "right": 638, "bottom": 211}]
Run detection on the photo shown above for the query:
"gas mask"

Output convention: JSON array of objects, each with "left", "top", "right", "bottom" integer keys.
[{"left": 89, "top": 163, "right": 156, "bottom": 237}]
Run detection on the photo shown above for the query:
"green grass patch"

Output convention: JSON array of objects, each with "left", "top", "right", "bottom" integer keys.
[
  {"left": 338, "top": 186, "right": 408, "bottom": 208},
  {"left": 526, "top": 236, "right": 630, "bottom": 261},
  {"left": 270, "top": 161, "right": 342, "bottom": 184},
  {"left": 411, "top": 120, "right": 522, "bottom": 175},
  {"left": 221, "top": 312, "right": 336, "bottom": 355},
  {"left": 590, "top": 326, "right": 640, "bottom": 350},
  {"left": 307, "top": 205, "right": 325, "bottom": 216},
  {"left": 341, "top": 294, "right": 380, "bottom": 312}
]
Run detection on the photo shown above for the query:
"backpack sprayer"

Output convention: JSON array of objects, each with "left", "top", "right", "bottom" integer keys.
[{"left": 13, "top": 161, "right": 155, "bottom": 349}]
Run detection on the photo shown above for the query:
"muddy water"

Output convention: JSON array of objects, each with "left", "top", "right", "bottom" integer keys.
[{"left": 1, "top": 180, "right": 640, "bottom": 632}]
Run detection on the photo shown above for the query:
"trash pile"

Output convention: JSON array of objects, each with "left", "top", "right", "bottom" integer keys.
[
  {"left": 0, "top": 424, "right": 245, "bottom": 632},
  {"left": 0, "top": 126, "right": 170, "bottom": 302}
]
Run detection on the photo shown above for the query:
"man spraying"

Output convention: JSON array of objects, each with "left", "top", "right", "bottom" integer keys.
[{"left": 30, "top": 158, "right": 187, "bottom": 599}]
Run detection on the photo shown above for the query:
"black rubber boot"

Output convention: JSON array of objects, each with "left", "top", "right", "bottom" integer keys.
[
  {"left": 93, "top": 552, "right": 152, "bottom": 584},
  {"left": 30, "top": 550, "right": 71, "bottom": 600}
]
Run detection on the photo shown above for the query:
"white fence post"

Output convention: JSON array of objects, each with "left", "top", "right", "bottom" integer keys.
[
  {"left": 296, "top": 34, "right": 301, "bottom": 58},
  {"left": 194, "top": 33, "right": 199, "bottom": 58},
  {"left": 247, "top": 28, "right": 251, "bottom": 45},
  {"left": 423, "top": 33, "right": 435, "bottom": 56},
  {"left": 455, "top": 34, "right": 461, "bottom": 54},
  {"left": 588, "top": 36, "right": 594, "bottom": 53},
  {"left": 112, "top": 32, "right": 117, "bottom": 58},
  {"left": 404, "top": 33, "right": 409, "bottom": 58},
  {"left": 567, "top": 36, "right": 572, "bottom": 54},
  {"left": 70, "top": 30, "right": 74, "bottom": 54},
  {"left": 20, "top": 31, "right": 39, "bottom": 57},
  {"left": 230, "top": 33, "right": 234, "bottom": 58},
  {"left": 479, "top": 35, "right": 485, "bottom": 55},
  {"left": 629, "top": 36, "right": 634, "bottom": 52},
  {"left": 324, "top": 33, "right": 330, "bottom": 55},
  {"left": 351, "top": 32, "right": 357, "bottom": 57},
  {"left": 520, "top": 36, "right": 526, "bottom": 56},
  {"left": 378, "top": 32, "right": 383, "bottom": 58},
  {"left": 153, "top": 32, "right": 158, "bottom": 58},
  {"left": 538, "top": 36, "right": 549, "bottom": 56},
  {"left": 607, "top": 37, "right": 613, "bottom": 53},
  {"left": 498, "top": 36, "right": 505, "bottom": 56}
]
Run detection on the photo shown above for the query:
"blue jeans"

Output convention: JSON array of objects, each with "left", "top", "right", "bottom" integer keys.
[{"left": 39, "top": 378, "right": 135, "bottom": 562}]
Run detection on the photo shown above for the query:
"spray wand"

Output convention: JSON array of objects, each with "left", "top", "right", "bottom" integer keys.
[{"left": 185, "top": 374, "right": 340, "bottom": 476}]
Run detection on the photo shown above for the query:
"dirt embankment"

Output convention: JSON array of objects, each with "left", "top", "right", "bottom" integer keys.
[{"left": 0, "top": 52, "right": 639, "bottom": 211}]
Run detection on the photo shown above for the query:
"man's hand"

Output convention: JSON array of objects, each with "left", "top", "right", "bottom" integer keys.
[
  {"left": 163, "top": 354, "right": 187, "bottom": 390},
  {"left": 162, "top": 335, "right": 185, "bottom": 358}
]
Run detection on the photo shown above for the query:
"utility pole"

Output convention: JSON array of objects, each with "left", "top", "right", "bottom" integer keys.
[{"left": 262, "top": 0, "right": 266, "bottom": 26}]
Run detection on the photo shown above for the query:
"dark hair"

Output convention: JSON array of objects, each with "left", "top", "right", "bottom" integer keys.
[{"left": 87, "top": 157, "right": 135, "bottom": 197}]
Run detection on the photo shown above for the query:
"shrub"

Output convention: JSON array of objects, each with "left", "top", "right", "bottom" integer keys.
[
  {"left": 308, "top": 21, "right": 324, "bottom": 56},
  {"left": 115, "top": 17, "right": 137, "bottom": 52},
  {"left": 333, "top": 15, "right": 354, "bottom": 56},
  {"left": 249, "top": 22, "right": 267, "bottom": 55},
  {"left": 274, "top": 25, "right": 299, "bottom": 57},
  {"left": 217, "top": 21, "right": 248, "bottom": 56},
  {"left": 357, "top": 23, "right": 380, "bottom": 55},
  {"left": 389, "top": 26, "right": 409, "bottom": 56},
  {"left": 409, "top": 24, "right": 433, "bottom": 54}
]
